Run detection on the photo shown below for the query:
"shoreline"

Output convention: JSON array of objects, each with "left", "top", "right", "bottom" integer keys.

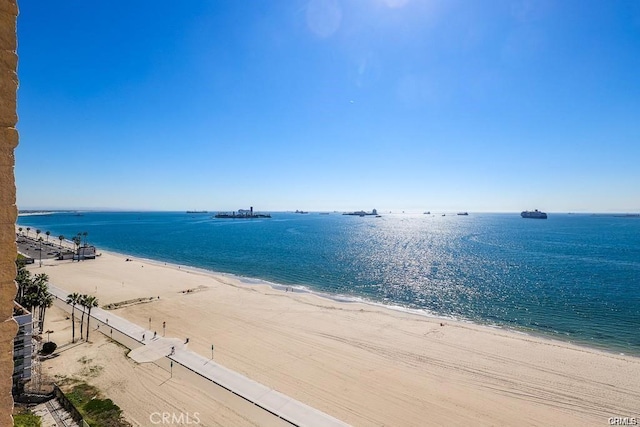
[
  {"left": 86, "top": 248, "right": 640, "bottom": 358},
  {"left": 16, "top": 217, "right": 640, "bottom": 357},
  {"left": 15, "top": 219, "right": 639, "bottom": 358},
  {"left": 25, "top": 246, "right": 640, "bottom": 425}
]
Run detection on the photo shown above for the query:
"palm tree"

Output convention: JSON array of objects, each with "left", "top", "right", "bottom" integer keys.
[
  {"left": 82, "top": 231, "right": 88, "bottom": 246},
  {"left": 72, "top": 235, "right": 82, "bottom": 261},
  {"left": 26, "top": 227, "right": 30, "bottom": 238},
  {"left": 36, "top": 229, "right": 41, "bottom": 241},
  {"left": 37, "top": 237, "right": 44, "bottom": 267},
  {"left": 58, "top": 235, "right": 64, "bottom": 249},
  {"left": 33, "top": 273, "right": 49, "bottom": 331},
  {"left": 37, "top": 290, "right": 53, "bottom": 333},
  {"left": 15, "top": 263, "right": 31, "bottom": 304},
  {"left": 78, "top": 294, "right": 87, "bottom": 339},
  {"left": 66, "top": 293, "right": 81, "bottom": 343},
  {"left": 45, "top": 231, "right": 51, "bottom": 243},
  {"left": 84, "top": 295, "right": 98, "bottom": 341},
  {"left": 18, "top": 227, "right": 22, "bottom": 236},
  {"left": 20, "top": 273, "right": 51, "bottom": 334}
]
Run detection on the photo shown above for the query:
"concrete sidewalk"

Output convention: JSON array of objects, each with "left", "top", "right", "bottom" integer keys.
[{"left": 49, "top": 284, "right": 350, "bottom": 427}]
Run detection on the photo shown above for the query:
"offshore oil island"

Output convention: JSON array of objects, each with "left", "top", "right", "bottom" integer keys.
[
  {"left": 343, "top": 208, "right": 379, "bottom": 217},
  {"left": 214, "top": 206, "right": 271, "bottom": 219}
]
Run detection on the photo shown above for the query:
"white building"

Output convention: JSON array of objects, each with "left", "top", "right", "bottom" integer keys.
[{"left": 78, "top": 245, "right": 96, "bottom": 259}]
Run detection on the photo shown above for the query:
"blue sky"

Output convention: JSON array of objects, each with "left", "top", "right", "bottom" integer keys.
[{"left": 15, "top": 0, "right": 640, "bottom": 212}]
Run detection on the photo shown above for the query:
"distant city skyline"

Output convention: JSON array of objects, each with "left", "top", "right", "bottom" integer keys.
[{"left": 15, "top": 1, "right": 640, "bottom": 212}]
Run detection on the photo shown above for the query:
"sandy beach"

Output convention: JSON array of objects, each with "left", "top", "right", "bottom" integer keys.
[
  {"left": 31, "top": 250, "right": 640, "bottom": 426},
  {"left": 41, "top": 304, "right": 295, "bottom": 427}
]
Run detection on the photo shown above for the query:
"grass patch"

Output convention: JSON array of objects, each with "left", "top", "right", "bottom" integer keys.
[
  {"left": 13, "top": 412, "right": 41, "bottom": 427},
  {"left": 85, "top": 365, "right": 104, "bottom": 377},
  {"left": 54, "top": 374, "right": 78, "bottom": 387},
  {"left": 76, "top": 356, "right": 104, "bottom": 378},
  {"left": 64, "top": 382, "right": 131, "bottom": 427},
  {"left": 78, "top": 356, "right": 92, "bottom": 364}
]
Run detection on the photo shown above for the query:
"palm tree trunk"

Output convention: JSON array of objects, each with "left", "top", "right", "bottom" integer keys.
[
  {"left": 86, "top": 308, "right": 92, "bottom": 341},
  {"left": 71, "top": 305, "right": 76, "bottom": 343},
  {"left": 38, "top": 306, "right": 44, "bottom": 333},
  {"left": 79, "top": 308, "right": 85, "bottom": 339},
  {"left": 40, "top": 306, "right": 47, "bottom": 332}
]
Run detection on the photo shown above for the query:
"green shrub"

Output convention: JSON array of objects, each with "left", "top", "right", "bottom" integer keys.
[
  {"left": 13, "top": 413, "right": 41, "bottom": 427},
  {"left": 64, "top": 382, "right": 131, "bottom": 427},
  {"left": 84, "top": 398, "right": 120, "bottom": 415},
  {"left": 41, "top": 341, "right": 57, "bottom": 355}
]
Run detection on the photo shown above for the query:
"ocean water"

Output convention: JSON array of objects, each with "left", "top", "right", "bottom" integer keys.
[{"left": 17, "top": 211, "right": 640, "bottom": 355}]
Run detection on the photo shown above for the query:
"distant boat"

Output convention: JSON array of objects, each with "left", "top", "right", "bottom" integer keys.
[
  {"left": 423, "top": 211, "right": 431, "bottom": 215},
  {"left": 457, "top": 212, "right": 468, "bottom": 216},
  {"left": 186, "top": 210, "right": 208, "bottom": 214},
  {"left": 295, "top": 210, "right": 309, "bottom": 214},
  {"left": 521, "top": 210, "right": 547, "bottom": 219}
]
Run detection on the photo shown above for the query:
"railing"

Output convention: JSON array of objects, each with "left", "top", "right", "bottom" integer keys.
[{"left": 53, "top": 384, "right": 85, "bottom": 426}]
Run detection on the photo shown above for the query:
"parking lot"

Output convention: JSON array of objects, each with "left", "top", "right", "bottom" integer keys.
[{"left": 16, "top": 235, "right": 68, "bottom": 261}]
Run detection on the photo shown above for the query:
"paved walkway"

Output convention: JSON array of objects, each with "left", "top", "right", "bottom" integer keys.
[{"left": 49, "top": 284, "right": 350, "bottom": 427}]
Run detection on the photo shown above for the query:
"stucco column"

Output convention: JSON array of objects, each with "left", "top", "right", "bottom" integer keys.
[{"left": 0, "top": 0, "right": 18, "bottom": 425}]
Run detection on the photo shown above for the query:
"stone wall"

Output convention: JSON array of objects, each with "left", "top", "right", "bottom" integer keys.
[{"left": 0, "top": 0, "right": 18, "bottom": 425}]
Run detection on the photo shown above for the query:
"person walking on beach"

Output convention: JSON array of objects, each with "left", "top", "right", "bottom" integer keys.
[
  {"left": 170, "top": 346, "right": 175, "bottom": 355},
  {"left": 153, "top": 331, "right": 157, "bottom": 339},
  {"left": 142, "top": 333, "right": 145, "bottom": 341}
]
